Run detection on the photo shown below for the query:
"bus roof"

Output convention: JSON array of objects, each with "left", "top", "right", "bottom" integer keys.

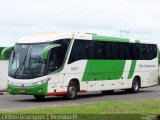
[
  {"left": 16, "top": 32, "right": 156, "bottom": 45},
  {"left": 17, "top": 32, "right": 74, "bottom": 44}
]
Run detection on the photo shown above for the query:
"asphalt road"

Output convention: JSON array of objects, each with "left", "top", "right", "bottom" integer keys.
[{"left": 0, "top": 86, "right": 160, "bottom": 111}]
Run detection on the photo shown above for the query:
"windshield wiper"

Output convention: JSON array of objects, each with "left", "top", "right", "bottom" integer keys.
[{"left": 13, "top": 47, "right": 29, "bottom": 78}]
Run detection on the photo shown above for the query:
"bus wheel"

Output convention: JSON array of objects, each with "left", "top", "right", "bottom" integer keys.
[
  {"left": 101, "top": 90, "right": 114, "bottom": 94},
  {"left": 125, "top": 78, "right": 140, "bottom": 93},
  {"left": 65, "top": 82, "right": 78, "bottom": 100},
  {"left": 33, "top": 95, "right": 45, "bottom": 100},
  {"left": 131, "top": 78, "right": 140, "bottom": 93}
]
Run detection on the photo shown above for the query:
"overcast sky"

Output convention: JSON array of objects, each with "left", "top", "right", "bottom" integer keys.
[{"left": 0, "top": 0, "right": 160, "bottom": 46}]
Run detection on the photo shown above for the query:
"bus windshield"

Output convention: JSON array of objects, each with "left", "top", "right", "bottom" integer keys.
[
  {"left": 9, "top": 44, "right": 48, "bottom": 79},
  {"left": 8, "top": 39, "right": 71, "bottom": 79}
]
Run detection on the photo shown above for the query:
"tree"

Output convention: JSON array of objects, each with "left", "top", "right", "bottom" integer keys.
[{"left": 159, "top": 49, "right": 160, "bottom": 64}]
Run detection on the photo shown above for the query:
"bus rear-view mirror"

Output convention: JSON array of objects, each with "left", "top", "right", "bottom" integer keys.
[
  {"left": 1, "top": 46, "right": 14, "bottom": 60},
  {"left": 42, "top": 44, "right": 61, "bottom": 61}
]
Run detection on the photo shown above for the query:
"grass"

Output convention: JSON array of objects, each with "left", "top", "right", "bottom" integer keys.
[
  {"left": 1, "top": 99, "right": 160, "bottom": 120},
  {"left": 3, "top": 99, "right": 160, "bottom": 114}
]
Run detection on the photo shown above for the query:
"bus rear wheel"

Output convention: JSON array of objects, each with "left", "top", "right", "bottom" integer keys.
[
  {"left": 64, "top": 82, "right": 78, "bottom": 100},
  {"left": 125, "top": 78, "right": 140, "bottom": 93},
  {"left": 33, "top": 95, "right": 45, "bottom": 100},
  {"left": 131, "top": 78, "right": 140, "bottom": 93}
]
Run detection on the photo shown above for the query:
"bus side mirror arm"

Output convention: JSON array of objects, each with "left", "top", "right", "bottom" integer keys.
[{"left": 1, "top": 46, "right": 14, "bottom": 60}]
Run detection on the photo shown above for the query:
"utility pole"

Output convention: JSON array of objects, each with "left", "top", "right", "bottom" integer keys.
[{"left": 119, "top": 29, "right": 131, "bottom": 38}]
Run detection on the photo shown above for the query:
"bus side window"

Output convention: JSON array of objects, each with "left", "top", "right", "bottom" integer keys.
[
  {"left": 130, "top": 44, "right": 137, "bottom": 60},
  {"left": 68, "top": 41, "right": 78, "bottom": 64},
  {"left": 68, "top": 40, "right": 88, "bottom": 64},
  {"left": 89, "top": 41, "right": 102, "bottom": 59},
  {"left": 101, "top": 42, "right": 111, "bottom": 59},
  {"left": 145, "top": 44, "right": 157, "bottom": 60},
  {"left": 119, "top": 43, "right": 125, "bottom": 59},
  {"left": 152, "top": 45, "right": 158, "bottom": 58},
  {"left": 88, "top": 41, "right": 95, "bottom": 59},
  {"left": 124, "top": 44, "right": 130, "bottom": 59},
  {"left": 139, "top": 44, "right": 144, "bottom": 60},
  {"left": 77, "top": 40, "right": 87, "bottom": 60},
  {"left": 111, "top": 43, "right": 119, "bottom": 59}
]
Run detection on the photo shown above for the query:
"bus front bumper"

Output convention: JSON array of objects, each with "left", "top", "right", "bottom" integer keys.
[{"left": 8, "top": 82, "right": 48, "bottom": 96}]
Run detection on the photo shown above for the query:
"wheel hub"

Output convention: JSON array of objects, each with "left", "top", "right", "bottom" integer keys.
[{"left": 68, "top": 86, "right": 76, "bottom": 97}]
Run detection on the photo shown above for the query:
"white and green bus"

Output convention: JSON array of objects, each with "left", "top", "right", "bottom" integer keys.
[{"left": 8, "top": 32, "right": 158, "bottom": 100}]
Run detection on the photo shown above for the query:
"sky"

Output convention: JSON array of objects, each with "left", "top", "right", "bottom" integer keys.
[{"left": 0, "top": 0, "right": 160, "bottom": 47}]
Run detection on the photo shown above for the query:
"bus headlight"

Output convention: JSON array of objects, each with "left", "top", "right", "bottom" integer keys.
[
  {"left": 34, "top": 78, "right": 50, "bottom": 85},
  {"left": 8, "top": 81, "right": 13, "bottom": 85},
  {"left": 35, "top": 81, "right": 43, "bottom": 85}
]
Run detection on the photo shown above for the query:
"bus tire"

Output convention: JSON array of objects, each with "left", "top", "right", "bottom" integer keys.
[
  {"left": 125, "top": 77, "right": 140, "bottom": 93},
  {"left": 131, "top": 78, "right": 140, "bottom": 93},
  {"left": 101, "top": 90, "right": 114, "bottom": 94},
  {"left": 65, "top": 82, "right": 78, "bottom": 100},
  {"left": 33, "top": 95, "right": 45, "bottom": 100}
]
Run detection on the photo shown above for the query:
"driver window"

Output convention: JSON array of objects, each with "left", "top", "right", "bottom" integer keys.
[
  {"left": 48, "top": 49, "right": 58, "bottom": 72},
  {"left": 48, "top": 47, "right": 63, "bottom": 72}
]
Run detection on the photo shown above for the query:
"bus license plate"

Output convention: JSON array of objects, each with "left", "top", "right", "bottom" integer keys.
[{"left": 19, "top": 90, "right": 26, "bottom": 93}]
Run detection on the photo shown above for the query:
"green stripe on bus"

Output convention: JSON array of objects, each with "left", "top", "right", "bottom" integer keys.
[
  {"left": 92, "top": 35, "right": 129, "bottom": 43},
  {"left": 82, "top": 60, "right": 126, "bottom": 81},
  {"left": 127, "top": 60, "right": 136, "bottom": 79}
]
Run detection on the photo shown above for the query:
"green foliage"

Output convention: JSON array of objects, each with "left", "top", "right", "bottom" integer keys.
[
  {"left": 159, "top": 50, "right": 160, "bottom": 64},
  {"left": 2, "top": 99, "right": 160, "bottom": 114},
  {"left": 1, "top": 99, "right": 160, "bottom": 120}
]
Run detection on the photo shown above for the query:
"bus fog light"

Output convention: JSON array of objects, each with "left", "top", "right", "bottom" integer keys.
[
  {"left": 37, "top": 89, "right": 42, "bottom": 93},
  {"left": 8, "top": 81, "right": 11, "bottom": 84}
]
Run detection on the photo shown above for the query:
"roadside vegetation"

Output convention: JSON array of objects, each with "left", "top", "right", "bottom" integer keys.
[
  {"left": 4, "top": 99, "right": 160, "bottom": 114},
  {"left": 158, "top": 50, "right": 160, "bottom": 84},
  {"left": 159, "top": 49, "right": 160, "bottom": 64},
  {"left": 1, "top": 99, "right": 160, "bottom": 120}
]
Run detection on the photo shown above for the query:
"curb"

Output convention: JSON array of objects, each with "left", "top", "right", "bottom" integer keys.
[{"left": 0, "top": 92, "right": 8, "bottom": 95}]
